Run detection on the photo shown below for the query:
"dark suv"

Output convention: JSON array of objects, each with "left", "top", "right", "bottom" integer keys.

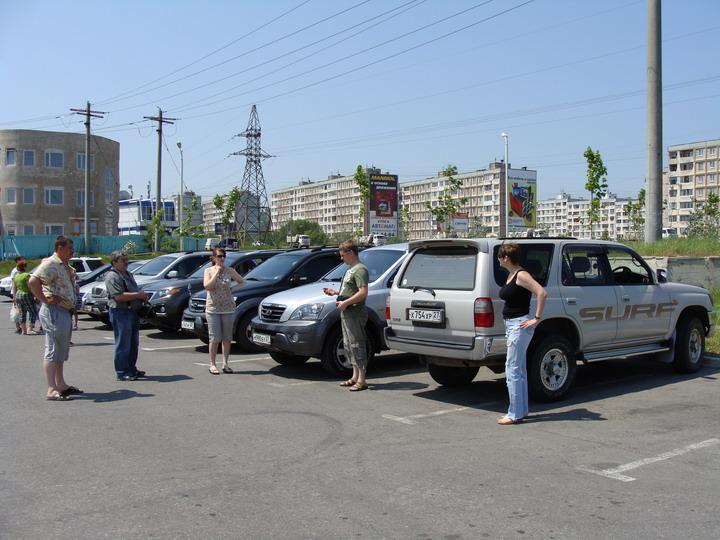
[
  {"left": 181, "top": 247, "right": 341, "bottom": 351},
  {"left": 144, "top": 250, "right": 282, "bottom": 332}
]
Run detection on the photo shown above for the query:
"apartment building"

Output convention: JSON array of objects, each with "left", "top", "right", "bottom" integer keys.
[
  {"left": 537, "top": 191, "right": 639, "bottom": 240},
  {"left": 202, "top": 191, "right": 269, "bottom": 237},
  {"left": 0, "top": 129, "right": 119, "bottom": 236},
  {"left": 664, "top": 139, "right": 720, "bottom": 236},
  {"left": 271, "top": 163, "right": 537, "bottom": 239}
]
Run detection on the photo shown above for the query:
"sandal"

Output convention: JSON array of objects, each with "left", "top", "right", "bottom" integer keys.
[
  {"left": 339, "top": 379, "right": 357, "bottom": 387},
  {"left": 348, "top": 383, "right": 368, "bottom": 392},
  {"left": 222, "top": 365, "right": 234, "bottom": 374},
  {"left": 60, "top": 386, "right": 84, "bottom": 397},
  {"left": 497, "top": 416, "right": 522, "bottom": 425},
  {"left": 209, "top": 366, "right": 220, "bottom": 375},
  {"left": 46, "top": 391, "right": 72, "bottom": 401}
]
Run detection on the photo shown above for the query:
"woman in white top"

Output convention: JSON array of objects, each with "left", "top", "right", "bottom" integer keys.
[{"left": 203, "top": 248, "right": 245, "bottom": 374}]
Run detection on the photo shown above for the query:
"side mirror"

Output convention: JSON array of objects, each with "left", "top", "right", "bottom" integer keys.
[
  {"left": 288, "top": 275, "right": 298, "bottom": 285},
  {"left": 656, "top": 268, "right": 667, "bottom": 283},
  {"left": 166, "top": 270, "right": 178, "bottom": 279}
]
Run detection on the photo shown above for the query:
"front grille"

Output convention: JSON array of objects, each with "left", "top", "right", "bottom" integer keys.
[
  {"left": 260, "top": 303, "right": 286, "bottom": 322},
  {"left": 190, "top": 298, "right": 206, "bottom": 311},
  {"left": 91, "top": 286, "right": 104, "bottom": 296}
]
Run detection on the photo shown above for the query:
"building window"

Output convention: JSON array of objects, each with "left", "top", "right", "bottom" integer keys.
[
  {"left": 22, "top": 188, "right": 34, "bottom": 205},
  {"left": 5, "top": 187, "right": 17, "bottom": 204},
  {"left": 72, "top": 221, "right": 98, "bottom": 234},
  {"left": 23, "top": 224, "right": 35, "bottom": 235},
  {"left": 6, "top": 148, "right": 17, "bottom": 166},
  {"left": 709, "top": 174, "right": 717, "bottom": 184},
  {"left": 6, "top": 223, "right": 16, "bottom": 236},
  {"left": 76, "top": 153, "right": 95, "bottom": 171},
  {"left": 708, "top": 147, "right": 717, "bottom": 156},
  {"left": 45, "top": 224, "right": 64, "bottom": 235},
  {"left": 696, "top": 149, "right": 704, "bottom": 157},
  {"left": 669, "top": 151, "right": 677, "bottom": 158},
  {"left": 22, "top": 150, "right": 35, "bottom": 167},
  {"left": 76, "top": 190, "right": 94, "bottom": 208},
  {"left": 44, "top": 150, "right": 64, "bottom": 169},
  {"left": 697, "top": 162, "right": 705, "bottom": 171},
  {"left": 680, "top": 189, "right": 693, "bottom": 196},
  {"left": 708, "top": 160, "right": 717, "bottom": 169},
  {"left": 44, "top": 187, "right": 64, "bottom": 206},
  {"left": 680, "top": 201, "right": 694, "bottom": 209}
]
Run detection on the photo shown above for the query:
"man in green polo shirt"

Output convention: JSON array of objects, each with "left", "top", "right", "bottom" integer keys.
[{"left": 323, "top": 240, "right": 370, "bottom": 391}]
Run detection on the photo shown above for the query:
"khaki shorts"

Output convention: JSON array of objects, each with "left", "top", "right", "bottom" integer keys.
[{"left": 207, "top": 312, "right": 234, "bottom": 342}]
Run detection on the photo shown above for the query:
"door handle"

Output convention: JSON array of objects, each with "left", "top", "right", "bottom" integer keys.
[
  {"left": 566, "top": 298, "right": 577, "bottom": 305},
  {"left": 622, "top": 295, "right": 630, "bottom": 302}
]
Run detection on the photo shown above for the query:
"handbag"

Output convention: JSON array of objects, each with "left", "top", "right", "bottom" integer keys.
[{"left": 10, "top": 305, "right": 20, "bottom": 324}]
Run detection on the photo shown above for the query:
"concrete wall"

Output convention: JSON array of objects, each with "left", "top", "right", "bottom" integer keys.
[{"left": 644, "top": 256, "right": 720, "bottom": 290}]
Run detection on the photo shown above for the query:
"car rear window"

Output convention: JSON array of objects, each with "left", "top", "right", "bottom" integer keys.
[{"left": 399, "top": 247, "right": 477, "bottom": 291}]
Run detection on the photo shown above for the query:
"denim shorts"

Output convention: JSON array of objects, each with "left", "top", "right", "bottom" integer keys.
[{"left": 40, "top": 304, "right": 72, "bottom": 363}]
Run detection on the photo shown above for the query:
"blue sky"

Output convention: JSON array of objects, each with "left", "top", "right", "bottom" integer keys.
[{"left": 2, "top": 0, "right": 718, "bottom": 201}]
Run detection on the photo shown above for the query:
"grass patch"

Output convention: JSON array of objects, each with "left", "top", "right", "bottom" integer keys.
[
  {"left": 708, "top": 289, "right": 720, "bottom": 356},
  {"left": 623, "top": 237, "right": 720, "bottom": 257}
]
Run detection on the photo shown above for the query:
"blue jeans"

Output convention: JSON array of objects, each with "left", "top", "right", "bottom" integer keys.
[
  {"left": 504, "top": 316, "right": 535, "bottom": 420},
  {"left": 110, "top": 308, "right": 140, "bottom": 376}
]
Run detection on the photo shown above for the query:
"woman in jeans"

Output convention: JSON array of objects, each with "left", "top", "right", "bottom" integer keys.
[
  {"left": 203, "top": 247, "right": 245, "bottom": 375},
  {"left": 497, "top": 243, "right": 547, "bottom": 425}
]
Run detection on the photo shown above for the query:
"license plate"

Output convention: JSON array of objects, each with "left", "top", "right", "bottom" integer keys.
[
  {"left": 407, "top": 308, "right": 444, "bottom": 323},
  {"left": 90, "top": 306, "right": 98, "bottom": 313},
  {"left": 252, "top": 332, "right": 271, "bottom": 345},
  {"left": 181, "top": 320, "right": 195, "bottom": 330}
]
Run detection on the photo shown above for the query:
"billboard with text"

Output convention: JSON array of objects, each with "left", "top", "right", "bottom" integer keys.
[{"left": 369, "top": 174, "right": 398, "bottom": 236}]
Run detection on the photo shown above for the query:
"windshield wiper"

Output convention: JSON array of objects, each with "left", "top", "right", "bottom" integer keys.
[
  {"left": 412, "top": 286, "right": 436, "bottom": 297},
  {"left": 245, "top": 277, "right": 260, "bottom": 281},
  {"left": 323, "top": 277, "right": 341, "bottom": 282}
]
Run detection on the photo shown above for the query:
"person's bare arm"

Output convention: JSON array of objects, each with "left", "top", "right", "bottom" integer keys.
[{"left": 28, "top": 276, "right": 56, "bottom": 305}]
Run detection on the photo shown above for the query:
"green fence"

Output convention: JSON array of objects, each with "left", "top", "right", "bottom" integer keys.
[{"left": 0, "top": 235, "right": 149, "bottom": 259}]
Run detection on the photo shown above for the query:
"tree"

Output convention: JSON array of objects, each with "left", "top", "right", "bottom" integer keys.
[
  {"left": 144, "top": 208, "right": 167, "bottom": 252},
  {"left": 177, "top": 196, "right": 203, "bottom": 238},
  {"left": 469, "top": 216, "right": 490, "bottom": 238},
  {"left": 686, "top": 193, "right": 720, "bottom": 238},
  {"left": 213, "top": 187, "right": 242, "bottom": 240},
  {"left": 425, "top": 164, "right": 468, "bottom": 238},
  {"left": 270, "top": 219, "right": 329, "bottom": 246},
  {"left": 399, "top": 206, "right": 411, "bottom": 241},
  {"left": 624, "top": 188, "right": 645, "bottom": 240},
  {"left": 583, "top": 147, "right": 609, "bottom": 239},
  {"left": 354, "top": 165, "right": 370, "bottom": 236}
]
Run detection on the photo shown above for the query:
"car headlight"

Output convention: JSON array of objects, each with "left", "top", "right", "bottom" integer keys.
[
  {"left": 289, "top": 303, "right": 325, "bottom": 320},
  {"left": 158, "top": 287, "right": 182, "bottom": 298}
]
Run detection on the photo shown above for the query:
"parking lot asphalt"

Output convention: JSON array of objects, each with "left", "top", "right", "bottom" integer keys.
[{"left": 2, "top": 301, "right": 719, "bottom": 539}]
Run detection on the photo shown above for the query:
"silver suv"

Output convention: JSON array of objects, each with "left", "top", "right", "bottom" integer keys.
[{"left": 385, "top": 238, "right": 715, "bottom": 401}]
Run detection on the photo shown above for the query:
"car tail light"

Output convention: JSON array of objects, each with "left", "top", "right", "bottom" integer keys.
[
  {"left": 474, "top": 297, "right": 494, "bottom": 328},
  {"left": 385, "top": 297, "right": 391, "bottom": 320}
]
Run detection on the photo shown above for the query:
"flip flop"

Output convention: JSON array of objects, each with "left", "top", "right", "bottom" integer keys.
[
  {"left": 222, "top": 366, "right": 234, "bottom": 374},
  {"left": 46, "top": 391, "right": 72, "bottom": 401},
  {"left": 348, "top": 383, "right": 368, "bottom": 392},
  {"left": 496, "top": 416, "right": 522, "bottom": 425},
  {"left": 209, "top": 366, "right": 220, "bottom": 375},
  {"left": 339, "top": 379, "right": 357, "bottom": 387}
]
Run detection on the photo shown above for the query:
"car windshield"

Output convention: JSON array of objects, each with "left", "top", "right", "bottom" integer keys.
[
  {"left": 133, "top": 255, "right": 177, "bottom": 276},
  {"left": 129, "top": 260, "right": 147, "bottom": 273},
  {"left": 86, "top": 259, "right": 104, "bottom": 270},
  {"left": 243, "top": 252, "right": 305, "bottom": 281},
  {"left": 322, "top": 249, "right": 404, "bottom": 283}
]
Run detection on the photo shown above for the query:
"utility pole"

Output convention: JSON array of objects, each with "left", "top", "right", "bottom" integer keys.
[
  {"left": 70, "top": 102, "right": 105, "bottom": 253},
  {"left": 501, "top": 132, "right": 509, "bottom": 237},
  {"left": 645, "top": 0, "right": 663, "bottom": 242},
  {"left": 143, "top": 108, "right": 177, "bottom": 252},
  {"left": 176, "top": 142, "right": 184, "bottom": 250}
]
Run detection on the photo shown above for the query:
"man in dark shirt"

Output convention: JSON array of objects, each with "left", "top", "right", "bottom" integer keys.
[{"left": 105, "top": 251, "right": 149, "bottom": 381}]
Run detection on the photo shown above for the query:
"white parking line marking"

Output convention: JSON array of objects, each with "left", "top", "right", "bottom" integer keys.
[
  {"left": 383, "top": 406, "right": 472, "bottom": 425},
  {"left": 103, "top": 336, "right": 114, "bottom": 340},
  {"left": 193, "top": 356, "right": 270, "bottom": 367},
  {"left": 268, "top": 381, "right": 322, "bottom": 388},
  {"left": 142, "top": 345, "right": 198, "bottom": 351},
  {"left": 577, "top": 438, "right": 720, "bottom": 482}
]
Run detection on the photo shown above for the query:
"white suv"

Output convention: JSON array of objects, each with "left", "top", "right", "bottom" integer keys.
[{"left": 385, "top": 238, "right": 715, "bottom": 401}]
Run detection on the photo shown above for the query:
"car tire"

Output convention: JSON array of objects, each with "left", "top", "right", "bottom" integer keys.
[
  {"left": 320, "top": 325, "right": 374, "bottom": 378},
  {"left": 234, "top": 312, "right": 265, "bottom": 353},
  {"left": 269, "top": 351, "right": 310, "bottom": 365},
  {"left": 672, "top": 316, "right": 705, "bottom": 373},
  {"left": 527, "top": 334, "right": 576, "bottom": 402},
  {"left": 427, "top": 364, "right": 479, "bottom": 386}
]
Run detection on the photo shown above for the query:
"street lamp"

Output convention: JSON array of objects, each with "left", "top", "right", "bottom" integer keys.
[
  {"left": 501, "top": 132, "right": 509, "bottom": 236},
  {"left": 176, "top": 142, "right": 184, "bottom": 249}
]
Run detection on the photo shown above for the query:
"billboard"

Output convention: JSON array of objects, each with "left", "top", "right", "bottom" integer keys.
[
  {"left": 369, "top": 174, "right": 398, "bottom": 236},
  {"left": 507, "top": 176, "right": 537, "bottom": 231},
  {"left": 452, "top": 212, "right": 469, "bottom": 232}
]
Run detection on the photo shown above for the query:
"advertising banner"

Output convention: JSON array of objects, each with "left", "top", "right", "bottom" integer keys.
[
  {"left": 507, "top": 176, "right": 537, "bottom": 230},
  {"left": 369, "top": 173, "right": 398, "bottom": 236},
  {"left": 452, "top": 212, "right": 469, "bottom": 232}
]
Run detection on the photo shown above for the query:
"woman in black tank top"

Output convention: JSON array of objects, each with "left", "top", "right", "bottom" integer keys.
[{"left": 497, "top": 243, "right": 548, "bottom": 425}]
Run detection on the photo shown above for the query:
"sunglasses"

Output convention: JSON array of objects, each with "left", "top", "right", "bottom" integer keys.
[{"left": 215, "top": 255, "right": 226, "bottom": 259}]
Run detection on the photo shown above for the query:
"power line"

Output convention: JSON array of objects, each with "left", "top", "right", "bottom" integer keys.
[
  {"left": 99, "top": 0, "right": 373, "bottom": 107},
  {"left": 95, "top": 0, "right": 313, "bottom": 105},
  {"left": 107, "top": 0, "right": 427, "bottom": 115}
]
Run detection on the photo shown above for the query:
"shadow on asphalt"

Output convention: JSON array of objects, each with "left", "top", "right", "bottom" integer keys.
[
  {"left": 145, "top": 330, "right": 195, "bottom": 340},
  {"left": 70, "top": 342, "right": 114, "bottom": 347},
  {"left": 141, "top": 374, "right": 193, "bottom": 382},
  {"left": 413, "top": 357, "right": 720, "bottom": 418},
  {"left": 73, "top": 390, "right": 155, "bottom": 402},
  {"left": 266, "top": 352, "right": 424, "bottom": 382}
]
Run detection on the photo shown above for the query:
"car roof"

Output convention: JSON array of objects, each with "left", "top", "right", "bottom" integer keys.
[{"left": 364, "top": 242, "right": 408, "bottom": 252}]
